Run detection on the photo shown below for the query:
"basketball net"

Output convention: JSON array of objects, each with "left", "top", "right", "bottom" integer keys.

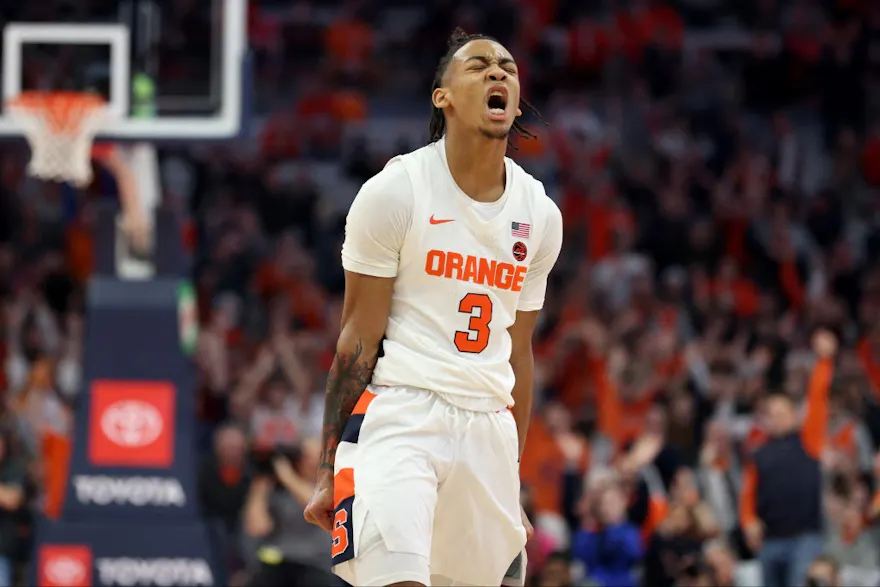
[{"left": 7, "top": 91, "right": 110, "bottom": 187}]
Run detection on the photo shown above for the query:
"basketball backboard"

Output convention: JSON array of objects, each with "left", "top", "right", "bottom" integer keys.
[{"left": 0, "top": 0, "right": 248, "bottom": 141}]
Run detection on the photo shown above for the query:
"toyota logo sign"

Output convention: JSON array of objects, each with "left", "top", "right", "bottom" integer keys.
[
  {"left": 100, "top": 400, "right": 164, "bottom": 448},
  {"left": 45, "top": 556, "right": 87, "bottom": 584}
]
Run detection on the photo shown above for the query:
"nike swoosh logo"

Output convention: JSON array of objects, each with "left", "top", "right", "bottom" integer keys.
[{"left": 429, "top": 215, "right": 454, "bottom": 225}]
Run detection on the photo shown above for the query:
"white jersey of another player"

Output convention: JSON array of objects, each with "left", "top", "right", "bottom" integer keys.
[{"left": 342, "top": 136, "right": 563, "bottom": 406}]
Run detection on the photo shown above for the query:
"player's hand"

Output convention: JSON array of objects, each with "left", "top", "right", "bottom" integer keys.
[
  {"left": 520, "top": 504, "right": 534, "bottom": 541},
  {"left": 303, "top": 473, "right": 334, "bottom": 532}
]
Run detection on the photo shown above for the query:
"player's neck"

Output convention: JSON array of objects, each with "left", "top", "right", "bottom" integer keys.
[{"left": 443, "top": 128, "right": 507, "bottom": 203}]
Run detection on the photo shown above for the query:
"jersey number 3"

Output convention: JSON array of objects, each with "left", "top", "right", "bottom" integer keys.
[{"left": 455, "top": 293, "right": 493, "bottom": 354}]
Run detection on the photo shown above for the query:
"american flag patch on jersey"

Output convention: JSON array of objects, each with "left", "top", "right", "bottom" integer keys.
[{"left": 511, "top": 222, "right": 531, "bottom": 238}]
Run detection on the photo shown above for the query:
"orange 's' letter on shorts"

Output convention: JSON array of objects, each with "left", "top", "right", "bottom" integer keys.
[{"left": 331, "top": 509, "right": 350, "bottom": 558}]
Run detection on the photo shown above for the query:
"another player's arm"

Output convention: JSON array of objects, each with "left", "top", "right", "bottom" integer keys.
[
  {"left": 509, "top": 311, "right": 540, "bottom": 459},
  {"left": 318, "top": 272, "right": 394, "bottom": 472}
]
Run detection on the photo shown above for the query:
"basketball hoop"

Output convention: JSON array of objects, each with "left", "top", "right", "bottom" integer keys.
[{"left": 7, "top": 91, "right": 111, "bottom": 187}]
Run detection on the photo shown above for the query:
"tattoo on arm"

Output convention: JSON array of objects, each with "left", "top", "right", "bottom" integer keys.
[{"left": 319, "top": 339, "right": 378, "bottom": 470}]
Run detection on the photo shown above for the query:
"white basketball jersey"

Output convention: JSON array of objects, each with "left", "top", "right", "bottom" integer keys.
[{"left": 342, "top": 138, "right": 562, "bottom": 406}]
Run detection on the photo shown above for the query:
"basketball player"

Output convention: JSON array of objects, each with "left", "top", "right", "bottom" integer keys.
[{"left": 304, "top": 28, "right": 563, "bottom": 587}]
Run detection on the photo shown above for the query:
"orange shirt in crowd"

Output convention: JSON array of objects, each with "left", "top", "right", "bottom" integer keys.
[
  {"left": 254, "top": 262, "right": 326, "bottom": 331},
  {"left": 219, "top": 464, "right": 243, "bottom": 487},
  {"left": 641, "top": 493, "right": 670, "bottom": 544},
  {"left": 43, "top": 431, "right": 71, "bottom": 520},
  {"left": 614, "top": 4, "right": 684, "bottom": 61},
  {"left": 297, "top": 90, "right": 335, "bottom": 120},
  {"left": 654, "top": 352, "right": 684, "bottom": 381},
  {"left": 588, "top": 207, "right": 633, "bottom": 262},
  {"left": 745, "top": 424, "right": 770, "bottom": 455},
  {"left": 700, "top": 277, "right": 760, "bottom": 318},
  {"left": 262, "top": 91, "right": 366, "bottom": 159},
  {"left": 559, "top": 180, "right": 624, "bottom": 261},
  {"left": 15, "top": 362, "right": 72, "bottom": 520},
  {"left": 559, "top": 186, "right": 588, "bottom": 231},
  {"left": 520, "top": 417, "right": 590, "bottom": 516},
  {"left": 719, "top": 217, "right": 749, "bottom": 265},
  {"left": 331, "top": 91, "right": 368, "bottom": 122},
  {"left": 552, "top": 130, "right": 603, "bottom": 176},
  {"left": 827, "top": 418, "right": 860, "bottom": 459},
  {"left": 556, "top": 349, "right": 594, "bottom": 412},
  {"left": 562, "top": 187, "right": 632, "bottom": 262},
  {"left": 857, "top": 337, "right": 880, "bottom": 401},
  {"left": 520, "top": 0, "right": 557, "bottom": 30},
  {"left": 260, "top": 111, "right": 301, "bottom": 160},
  {"left": 534, "top": 303, "right": 593, "bottom": 412},
  {"left": 324, "top": 18, "right": 374, "bottom": 67},
  {"left": 511, "top": 134, "right": 547, "bottom": 160},
  {"left": 568, "top": 19, "right": 611, "bottom": 71},
  {"left": 740, "top": 357, "right": 833, "bottom": 529},
  {"left": 592, "top": 356, "right": 662, "bottom": 450}
]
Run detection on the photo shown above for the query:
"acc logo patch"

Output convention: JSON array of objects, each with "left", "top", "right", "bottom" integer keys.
[{"left": 512, "top": 241, "right": 527, "bottom": 262}]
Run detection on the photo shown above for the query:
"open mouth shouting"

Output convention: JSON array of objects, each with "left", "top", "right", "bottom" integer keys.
[{"left": 486, "top": 85, "right": 509, "bottom": 121}]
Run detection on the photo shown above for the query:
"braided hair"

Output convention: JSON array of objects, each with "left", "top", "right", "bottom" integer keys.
[{"left": 427, "top": 28, "right": 546, "bottom": 147}]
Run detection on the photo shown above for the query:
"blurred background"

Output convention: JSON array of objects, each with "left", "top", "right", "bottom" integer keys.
[{"left": 1, "top": 0, "right": 880, "bottom": 586}]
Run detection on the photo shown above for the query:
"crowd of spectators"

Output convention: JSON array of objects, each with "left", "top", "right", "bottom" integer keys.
[{"left": 2, "top": 0, "right": 880, "bottom": 586}]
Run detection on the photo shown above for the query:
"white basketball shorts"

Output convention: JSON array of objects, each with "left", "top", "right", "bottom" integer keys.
[{"left": 330, "top": 385, "right": 527, "bottom": 586}]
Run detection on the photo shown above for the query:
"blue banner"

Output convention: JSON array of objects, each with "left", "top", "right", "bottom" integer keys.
[
  {"left": 34, "top": 520, "right": 221, "bottom": 587},
  {"left": 63, "top": 278, "right": 199, "bottom": 522},
  {"left": 35, "top": 259, "right": 219, "bottom": 587}
]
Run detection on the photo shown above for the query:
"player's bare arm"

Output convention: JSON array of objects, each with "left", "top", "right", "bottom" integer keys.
[
  {"left": 508, "top": 309, "right": 541, "bottom": 459},
  {"left": 304, "top": 270, "right": 394, "bottom": 532}
]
